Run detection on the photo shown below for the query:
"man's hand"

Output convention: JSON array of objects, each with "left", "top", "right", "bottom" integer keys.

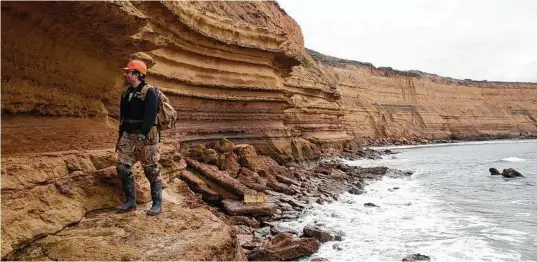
[
  {"left": 148, "top": 126, "right": 158, "bottom": 142},
  {"left": 133, "top": 134, "right": 145, "bottom": 153}
]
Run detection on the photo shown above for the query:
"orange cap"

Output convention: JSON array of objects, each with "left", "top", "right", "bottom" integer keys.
[{"left": 123, "top": 60, "right": 147, "bottom": 75}]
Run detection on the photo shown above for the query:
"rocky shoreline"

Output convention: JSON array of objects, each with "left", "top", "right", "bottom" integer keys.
[
  {"left": 174, "top": 139, "right": 414, "bottom": 261},
  {"left": 360, "top": 133, "right": 537, "bottom": 148}
]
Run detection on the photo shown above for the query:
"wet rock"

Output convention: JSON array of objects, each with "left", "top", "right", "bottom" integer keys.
[
  {"left": 356, "top": 148, "right": 383, "bottom": 159},
  {"left": 337, "top": 163, "right": 350, "bottom": 172},
  {"left": 332, "top": 243, "right": 343, "bottom": 250},
  {"left": 253, "top": 227, "right": 272, "bottom": 239},
  {"left": 311, "top": 257, "right": 330, "bottom": 262},
  {"left": 388, "top": 187, "right": 400, "bottom": 192},
  {"left": 386, "top": 169, "right": 413, "bottom": 178},
  {"left": 281, "top": 211, "right": 301, "bottom": 220},
  {"left": 222, "top": 199, "right": 277, "bottom": 217},
  {"left": 402, "top": 253, "right": 431, "bottom": 261},
  {"left": 270, "top": 225, "right": 299, "bottom": 235},
  {"left": 501, "top": 168, "right": 524, "bottom": 178},
  {"left": 303, "top": 224, "right": 334, "bottom": 243},
  {"left": 348, "top": 186, "right": 364, "bottom": 195},
  {"left": 247, "top": 233, "right": 320, "bottom": 261},
  {"left": 330, "top": 169, "right": 347, "bottom": 180},
  {"left": 228, "top": 216, "right": 260, "bottom": 228},
  {"left": 364, "top": 202, "right": 379, "bottom": 207},
  {"left": 489, "top": 167, "right": 500, "bottom": 175}
]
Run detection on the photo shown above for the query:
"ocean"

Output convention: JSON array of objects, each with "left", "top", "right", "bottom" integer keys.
[{"left": 280, "top": 140, "right": 537, "bottom": 261}]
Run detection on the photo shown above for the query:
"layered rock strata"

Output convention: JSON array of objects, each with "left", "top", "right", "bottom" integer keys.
[
  {"left": 1, "top": 1, "right": 317, "bottom": 162},
  {"left": 305, "top": 49, "right": 537, "bottom": 144}
]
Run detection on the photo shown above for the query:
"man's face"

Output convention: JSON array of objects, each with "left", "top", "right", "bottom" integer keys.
[{"left": 123, "top": 70, "right": 137, "bottom": 86}]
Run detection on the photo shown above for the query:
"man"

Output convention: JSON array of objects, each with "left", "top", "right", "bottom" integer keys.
[{"left": 115, "top": 59, "right": 162, "bottom": 216}]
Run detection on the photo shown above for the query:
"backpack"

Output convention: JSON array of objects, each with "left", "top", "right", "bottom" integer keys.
[{"left": 140, "top": 85, "right": 177, "bottom": 131}]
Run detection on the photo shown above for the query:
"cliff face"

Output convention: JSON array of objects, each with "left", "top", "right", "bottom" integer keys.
[
  {"left": 304, "top": 50, "right": 537, "bottom": 143},
  {"left": 1, "top": 1, "right": 537, "bottom": 259},
  {"left": 1, "top": 1, "right": 315, "bottom": 162}
]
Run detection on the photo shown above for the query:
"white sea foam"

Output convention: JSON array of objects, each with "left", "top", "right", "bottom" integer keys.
[
  {"left": 497, "top": 157, "right": 526, "bottom": 162},
  {"left": 280, "top": 176, "right": 524, "bottom": 261}
]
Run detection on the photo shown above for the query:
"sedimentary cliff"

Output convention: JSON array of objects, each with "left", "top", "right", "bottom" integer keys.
[
  {"left": 305, "top": 49, "right": 537, "bottom": 144},
  {"left": 1, "top": 1, "right": 315, "bottom": 162},
  {"left": 1, "top": 1, "right": 536, "bottom": 260}
]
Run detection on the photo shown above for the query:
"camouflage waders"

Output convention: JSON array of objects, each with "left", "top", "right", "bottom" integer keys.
[{"left": 116, "top": 132, "right": 162, "bottom": 215}]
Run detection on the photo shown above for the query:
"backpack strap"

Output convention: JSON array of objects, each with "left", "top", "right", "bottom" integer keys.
[
  {"left": 139, "top": 84, "right": 159, "bottom": 125},
  {"left": 139, "top": 84, "right": 153, "bottom": 101}
]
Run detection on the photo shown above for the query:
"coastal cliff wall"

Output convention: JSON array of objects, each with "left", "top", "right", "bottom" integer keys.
[{"left": 304, "top": 50, "right": 537, "bottom": 144}]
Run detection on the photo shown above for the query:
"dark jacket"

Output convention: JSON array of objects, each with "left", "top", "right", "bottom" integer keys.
[{"left": 119, "top": 81, "right": 158, "bottom": 136}]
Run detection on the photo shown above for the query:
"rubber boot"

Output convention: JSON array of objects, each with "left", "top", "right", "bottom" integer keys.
[
  {"left": 117, "top": 176, "right": 137, "bottom": 212},
  {"left": 147, "top": 181, "right": 162, "bottom": 216}
]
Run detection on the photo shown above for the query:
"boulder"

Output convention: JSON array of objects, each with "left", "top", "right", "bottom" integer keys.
[
  {"left": 186, "top": 158, "right": 252, "bottom": 199},
  {"left": 247, "top": 233, "right": 320, "bottom": 261},
  {"left": 219, "top": 153, "right": 241, "bottom": 177},
  {"left": 222, "top": 199, "right": 277, "bottom": 217},
  {"left": 179, "top": 170, "right": 221, "bottom": 201},
  {"left": 217, "top": 138, "right": 235, "bottom": 153},
  {"left": 253, "top": 227, "right": 272, "bottom": 239},
  {"left": 402, "top": 253, "right": 431, "bottom": 261},
  {"left": 303, "top": 224, "right": 335, "bottom": 243},
  {"left": 364, "top": 202, "right": 379, "bottom": 207},
  {"left": 489, "top": 167, "right": 500, "bottom": 175},
  {"left": 501, "top": 168, "right": 524, "bottom": 178},
  {"left": 270, "top": 225, "right": 299, "bottom": 236},
  {"left": 201, "top": 149, "right": 218, "bottom": 165},
  {"left": 311, "top": 257, "right": 330, "bottom": 262},
  {"left": 330, "top": 169, "right": 347, "bottom": 180}
]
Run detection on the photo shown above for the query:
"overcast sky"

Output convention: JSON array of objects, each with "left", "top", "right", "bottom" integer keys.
[{"left": 278, "top": 0, "right": 537, "bottom": 82}]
